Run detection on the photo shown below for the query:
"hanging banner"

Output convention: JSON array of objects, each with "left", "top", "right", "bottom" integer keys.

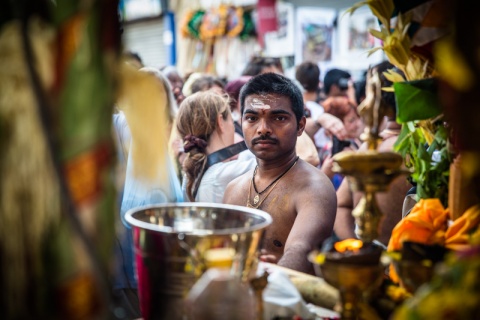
[{"left": 257, "top": 0, "right": 278, "bottom": 48}]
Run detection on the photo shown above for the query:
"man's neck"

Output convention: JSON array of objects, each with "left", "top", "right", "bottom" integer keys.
[
  {"left": 303, "top": 91, "right": 317, "bottom": 103},
  {"left": 256, "top": 153, "right": 299, "bottom": 176}
]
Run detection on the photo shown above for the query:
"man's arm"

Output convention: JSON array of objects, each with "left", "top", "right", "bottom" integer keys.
[
  {"left": 305, "top": 113, "right": 347, "bottom": 141},
  {"left": 375, "top": 137, "right": 411, "bottom": 246},
  {"left": 277, "top": 172, "right": 337, "bottom": 273},
  {"left": 376, "top": 175, "right": 410, "bottom": 245},
  {"left": 296, "top": 132, "right": 320, "bottom": 167},
  {"left": 333, "top": 178, "right": 356, "bottom": 240}
]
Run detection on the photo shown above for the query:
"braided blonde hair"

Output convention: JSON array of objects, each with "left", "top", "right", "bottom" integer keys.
[{"left": 176, "top": 91, "right": 231, "bottom": 201}]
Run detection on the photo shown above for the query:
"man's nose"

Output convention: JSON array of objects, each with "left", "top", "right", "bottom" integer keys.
[{"left": 257, "top": 118, "right": 272, "bottom": 135}]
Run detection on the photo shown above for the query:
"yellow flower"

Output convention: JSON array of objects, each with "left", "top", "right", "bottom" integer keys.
[
  {"left": 384, "top": 68, "right": 406, "bottom": 82},
  {"left": 405, "top": 56, "right": 430, "bottom": 81},
  {"left": 383, "top": 33, "right": 411, "bottom": 70}
]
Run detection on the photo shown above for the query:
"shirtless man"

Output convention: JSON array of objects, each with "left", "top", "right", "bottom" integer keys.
[{"left": 223, "top": 73, "right": 337, "bottom": 273}]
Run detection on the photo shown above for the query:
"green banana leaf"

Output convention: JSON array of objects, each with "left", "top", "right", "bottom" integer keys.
[{"left": 394, "top": 78, "right": 442, "bottom": 123}]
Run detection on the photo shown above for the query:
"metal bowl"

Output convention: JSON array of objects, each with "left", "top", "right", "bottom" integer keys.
[{"left": 125, "top": 202, "right": 272, "bottom": 320}]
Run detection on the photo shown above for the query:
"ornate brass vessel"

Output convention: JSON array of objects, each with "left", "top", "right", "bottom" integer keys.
[{"left": 309, "top": 247, "right": 384, "bottom": 320}]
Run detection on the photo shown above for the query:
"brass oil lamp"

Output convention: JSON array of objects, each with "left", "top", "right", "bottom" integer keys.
[
  {"left": 332, "top": 71, "right": 409, "bottom": 243},
  {"left": 309, "top": 71, "right": 409, "bottom": 319},
  {"left": 309, "top": 240, "right": 384, "bottom": 320}
]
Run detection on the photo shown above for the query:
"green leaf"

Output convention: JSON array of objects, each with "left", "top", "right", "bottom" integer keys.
[
  {"left": 394, "top": 78, "right": 443, "bottom": 123},
  {"left": 434, "top": 124, "right": 448, "bottom": 142},
  {"left": 393, "top": 124, "right": 411, "bottom": 152}
]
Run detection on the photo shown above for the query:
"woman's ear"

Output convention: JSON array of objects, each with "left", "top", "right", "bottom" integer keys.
[{"left": 217, "top": 114, "right": 225, "bottom": 133}]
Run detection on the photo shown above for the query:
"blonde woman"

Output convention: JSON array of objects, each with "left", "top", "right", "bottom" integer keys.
[{"left": 176, "top": 91, "right": 256, "bottom": 202}]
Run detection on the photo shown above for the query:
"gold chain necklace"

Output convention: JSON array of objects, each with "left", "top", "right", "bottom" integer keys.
[{"left": 247, "top": 157, "right": 299, "bottom": 209}]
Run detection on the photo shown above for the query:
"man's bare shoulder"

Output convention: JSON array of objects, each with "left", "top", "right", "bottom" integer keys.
[
  {"left": 295, "top": 160, "right": 335, "bottom": 191},
  {"left": 223, "top": 169, "right": 253, "bottom": 205}
]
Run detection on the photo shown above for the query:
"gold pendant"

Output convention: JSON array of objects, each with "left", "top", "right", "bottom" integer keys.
[{"left": 253, "top": 194, "right": 260, "bottom": 205}]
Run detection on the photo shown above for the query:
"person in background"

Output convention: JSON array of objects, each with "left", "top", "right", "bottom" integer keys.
[
  {"left": 182, "top": 72, "right": 203, "bottom": 97},
  {"left": 295, "top": 62, "right": 349, "bottom": 166},
  {"left": 323, "top": 68, "right": 356, "bottom": 103},
  {"left": 112, "top": 52, "right": 144, "bottom": 203},
  {"left": 161, "top": 65, "right": 185, "bottom": 106},
  {"left": 318, "top": 96, "right": 363, "bottom": 189},
  {"left": 333, "top": 61, "right": 412, "bottom": 247},
  {"left": 354, "top": 71, "right": 367, "bottom": 106},
  {"left": 176, "top": 91, "right": 256, "bottom": 202},
  {"left": 241, "top": 55, "right": 283, "bottom": 76},
  {"left": 223, "top": 73, "right": 337, "bottom": 274},
  {"left": 225, "top": 75, "right": 252, "bottom": 141},
  {"left": 295, "top": 61, "right": 324, "bottom": 120},
  {"left": 190, "top": 74, "right": 226, "bottom": 95},
  {"left": 172, "top": 74, "right": 229, "bottom": 171}
]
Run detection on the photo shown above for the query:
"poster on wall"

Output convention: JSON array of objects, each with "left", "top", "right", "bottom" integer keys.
[
  {"left": 295, "top": 7, "right": 336, "bottom": 66},
  {"left": 337, "top": 7, "right": 384, "bottom": 71},
  {"left": 264, "top": 2, "right": 295, "bottom": 57}
]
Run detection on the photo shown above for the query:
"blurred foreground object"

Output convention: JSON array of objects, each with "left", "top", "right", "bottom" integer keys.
[
  {"left": 124, "top": 203, "right": 271, "bottom": 319},
  {"left": 392, "top": 247, "right": 480, "bottom": 319},
  {"left": 0, "top": 0, "right": 120, "bottom": 318}
]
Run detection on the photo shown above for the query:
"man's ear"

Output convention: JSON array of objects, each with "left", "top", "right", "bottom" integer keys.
[{"left": 297, "top": 116, "right": 306, "bottom": 137}]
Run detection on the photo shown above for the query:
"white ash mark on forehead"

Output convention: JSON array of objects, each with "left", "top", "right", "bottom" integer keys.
[
  {"left": 250, "top": 94, "right": 283, "bottom": 109},
  {"left": 250, "top": 98, "right": 271, "bottom": 110}
]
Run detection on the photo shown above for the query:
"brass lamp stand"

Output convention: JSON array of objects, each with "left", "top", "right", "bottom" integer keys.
[{"left": 332, "top": 71, "right": 408, "bottom": 243}]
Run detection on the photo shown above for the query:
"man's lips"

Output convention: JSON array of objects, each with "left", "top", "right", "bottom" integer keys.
[{"left": 253, "top": 138, "right": 277, "bottom": 145}]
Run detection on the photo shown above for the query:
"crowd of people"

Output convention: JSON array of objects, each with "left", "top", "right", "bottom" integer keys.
[{"left": 112, "top": 52, "right": 412, "bottom": 317}]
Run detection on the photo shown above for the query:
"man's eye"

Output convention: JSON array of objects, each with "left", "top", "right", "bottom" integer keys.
[
  {"left": 275, "top": 116, "right": 287, "bottom": 121},
  {"left": 245, "top": 115, "right": 257, "bottom": 121}
]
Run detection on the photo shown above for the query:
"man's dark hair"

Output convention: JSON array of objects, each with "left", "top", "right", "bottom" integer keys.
[
  {"left": 323, "top": 68, "right": 351, "bottom": 95},
  {"left": 295, "top": 61, "right": 320, "bottom": 92},
  {"left": 354, "top": 79, "right": 366, "bottom": 105},
  {"left": 239, "top": 73, "right": 304, "bottom": 124}
]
